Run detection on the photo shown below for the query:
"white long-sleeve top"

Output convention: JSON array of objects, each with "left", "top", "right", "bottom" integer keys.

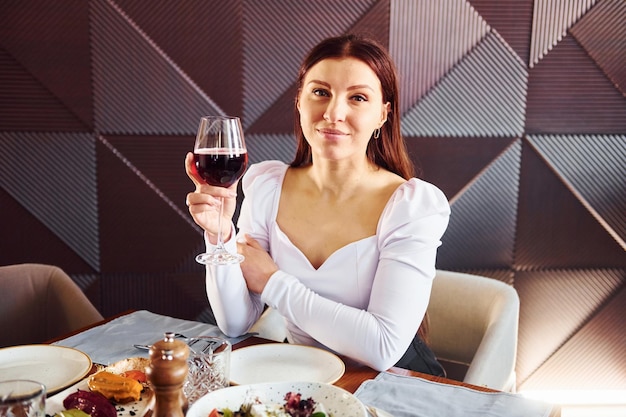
[{"left": 204, "top": 160, "right": 450, "bottom": 371}]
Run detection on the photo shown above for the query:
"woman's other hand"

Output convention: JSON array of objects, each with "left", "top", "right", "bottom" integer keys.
[
  {"left": 238, "top": 234, "right": 279, "bottom": 294},
  {"left": 185, "top": 152, "right": 238, "bottom": 243}
]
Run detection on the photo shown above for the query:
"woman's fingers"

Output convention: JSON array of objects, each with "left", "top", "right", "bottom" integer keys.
[
  {"left": 186, "top": 191, "right": 221, "bottom": 209},
  {"left": 185, "top": 152, "right": 205, "bottom": 187}
]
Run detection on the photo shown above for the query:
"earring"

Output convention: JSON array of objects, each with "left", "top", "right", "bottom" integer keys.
[{"left": 373, "top": 128, "right": 381, "bottom": 139}]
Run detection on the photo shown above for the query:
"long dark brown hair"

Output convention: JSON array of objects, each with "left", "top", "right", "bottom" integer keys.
[{"left": 291, "top": 34, "right": 417, "bottom": 180}]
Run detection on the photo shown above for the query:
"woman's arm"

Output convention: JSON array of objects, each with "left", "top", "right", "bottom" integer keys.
[
  {"left": 204, "top": 161, "right": 286, "bottom": 337},
  {"left": 261, "top": 180, "right": 450, "bottom": 370}
]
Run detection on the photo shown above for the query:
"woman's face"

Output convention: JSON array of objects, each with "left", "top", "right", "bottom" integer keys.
[{"left": 297, "top": 57, "right": 390, "bottom": 164}]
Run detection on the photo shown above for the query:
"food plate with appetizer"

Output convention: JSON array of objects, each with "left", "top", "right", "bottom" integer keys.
[
  {"left": 46, "top": 357, "right": 154, "bottom": 417},
  {"left": 0, "top": 345, "right": 92, "bottom": 394},
  {"left": 186, "top": 381, "right": 367, "bottom": 417}
]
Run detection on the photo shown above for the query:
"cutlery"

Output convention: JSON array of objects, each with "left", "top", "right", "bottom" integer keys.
[
  {"left": 133, "top": 344, "right": 151, "bottom": 351},
  {"left": 367, "top": 405, "right": 379, "bottom": 417},
  {"left": 133, "top": 333, "right": 188, "bottom": 350},
  {"left": 367, "top": 405, "right": 393, "bottom": 417}
]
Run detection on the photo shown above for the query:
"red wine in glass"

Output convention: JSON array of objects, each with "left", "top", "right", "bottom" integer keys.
[
  {"left": 194, "top": 148, "right": 248, "bottom": 188},
  {"left": 193, "top": 115, "right": 247, "bottom": 265}
]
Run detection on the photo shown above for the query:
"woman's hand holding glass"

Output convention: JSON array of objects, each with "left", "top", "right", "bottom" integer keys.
[
  {"left": 185, "top": 152, "right": 238, "bottom": 243},
  {"left": 186, "top": 115, "right": 248, "bottom": 265}
]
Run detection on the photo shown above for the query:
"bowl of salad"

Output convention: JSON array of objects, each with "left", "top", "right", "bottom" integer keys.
[{"left": 186, "top": 381, "right": 367, "bottom": 417}]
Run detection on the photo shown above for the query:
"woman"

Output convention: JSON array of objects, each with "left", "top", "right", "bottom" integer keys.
[{"left": 185, "top": 34, "right": 450, "bottom": 374}]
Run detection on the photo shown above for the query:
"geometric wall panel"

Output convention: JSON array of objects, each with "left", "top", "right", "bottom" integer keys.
[
  {"left": 0, "top": 132, "right": 99, "bottom": 270},
  {"left": 242, "top": 0, "right": 377, "bottom": 129},
  {"left": 101, "top": 270, "right": 209, "bottom": 323},
  {"left": 96, "top": 139, "right": 201, "bottom": 273},
  {"left": 515, "top": 268, "right": 625, "bottom": 387},
  {"left": 526, "top": 35, "right": 626, "bottom": 134},
  {"left": 0, "top": 49, "right": 87, "bottom": 131},
  {"left": 0, "top": 0, "right": 93, "bottom": 128},
  {"left": 516, "top": 139, "right": 626, "bottom": 270},
  {"left": 390, "top": 0, "right": 489, "bottom": 112},
  {"left": 469, "top": 0, "right": 534, "bottom": 66},
  {"left": 0, "top": 187, "right": 94, "bottom": 273},
  {"left": 528, "top": 0, "right": 596, "bottom": 67},
  {"left": 105, "top": 135, "right": 196, "bottom": 216},
  {"left": 527, "top": 134, "right": 626, "bottom": 249},
  {"left": 436, "top": 140, "right": 521, "bottom": 270},
  {"left": 246, "top": 133, "right": 297, "bottom": 165},
  {"left": 571, "top": 0, "right": 626, "bottom": 96},
  {"left": 402, "top": 32, "right": 527, "bottom": 137},
  {"left": 91, "top": 0, "right": 223, "bottom": 135},
  {"left": 406, "top": 136, "right": 514, "bottom": 200},
  {"left": 521, "top": 281, "right": 626, "bottom": 389},
  {"left": 113, "top": 0, "right": 245, "bottom": 118}
]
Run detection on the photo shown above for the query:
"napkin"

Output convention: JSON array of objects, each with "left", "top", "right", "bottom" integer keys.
[
  {"left": 53, "top": 310, "right": 250, "bottom": 365},
  {"left": 354, "top": 372, "right": 554, "bottom": 417}
]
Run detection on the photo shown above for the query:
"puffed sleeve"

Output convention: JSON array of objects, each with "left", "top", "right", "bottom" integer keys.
[
  {"left": 261, "top": 179, "right": 450, "bottom": 370},
  {"left": 203, "top": 160, "right": 286, "bottom": 337}
]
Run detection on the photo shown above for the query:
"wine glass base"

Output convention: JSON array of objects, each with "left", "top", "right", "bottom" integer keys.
[{"left": 196, "top": 251, "right": 244, "bottom": 265}]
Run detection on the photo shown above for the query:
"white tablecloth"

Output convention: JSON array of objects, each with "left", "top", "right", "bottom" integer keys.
[
  {"left": 354, "top": 372, "right": 554, "bottom": 417},
  {"left": 53, "top": 310, "right": 250, "bottom": 365}
]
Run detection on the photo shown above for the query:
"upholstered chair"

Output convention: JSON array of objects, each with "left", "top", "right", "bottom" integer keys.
[{"left": 0, "top": 263, "right": 104, "bottom": 347}]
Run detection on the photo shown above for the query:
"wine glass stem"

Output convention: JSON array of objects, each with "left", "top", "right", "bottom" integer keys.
[{"left": 215, "top": 196, "right": 226, "bottom": 250}]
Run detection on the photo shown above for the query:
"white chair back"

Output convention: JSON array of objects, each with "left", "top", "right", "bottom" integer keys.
[{"left": 428, "top": 270, "right": 519, "bottom": 391}]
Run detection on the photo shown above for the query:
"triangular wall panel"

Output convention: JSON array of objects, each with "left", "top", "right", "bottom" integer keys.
[
  {"left": 0, "top": 188, "right": 95, "bottom": 273},
  {"left": 529, "top": 0, "right": 596, "bottom": 67},
  {"left": 0, "top": 0, "right": 93, "bottom": 127},
  {"left": 570, "top": 0, "right": 626, "bottom": 96},
  {"left": 437, "top": 140, "right": 521, "bottom": 270},
  {"left": 402, "top": 32, "right": 527, "bottom": 137},
  {"left": 107, "top": 135, "right": 196, "bottom": 215},
  {"left": 469, "top": 0, "right": 534, "bottom": 66},
  {"left": 516, "top": 139, "right": 626, "bottom": 269},
  {"left": 0, "top": 132, "right": 99, "bottom": 270},
  {"left": 0, "top": 50, "right": 87, "bottom": 131},
  {"left": 390, "top": 0, "right": 489, "bottom": 112},
  {"left": 528, "top": 134, "right": 626, "bottom": 249},
  {"left": 114, "top": 0, "right": 245, "bottom": 118},
  {"left": 525, "top": 35, "right": 626, "bottom": 134},
  {"left": 405, "top": 136, "right": 514, "bottom": 200},
  {"left": 91, "top": 0, "right": 223, "bottom": 135},
  {"left": 96, "top": 138, "right": 201, "bottom": 273},
  {"left": 515, "top": 268, "right": 624, "bottom": 386}
]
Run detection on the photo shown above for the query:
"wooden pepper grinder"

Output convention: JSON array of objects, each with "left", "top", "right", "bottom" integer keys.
[{"left": 147, "top": 332, "right": 190, "bottom": 417}]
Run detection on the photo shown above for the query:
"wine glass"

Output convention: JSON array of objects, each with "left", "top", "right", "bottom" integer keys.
[{"left": 193, "top": 116, "right": 248, "bottom": 265}]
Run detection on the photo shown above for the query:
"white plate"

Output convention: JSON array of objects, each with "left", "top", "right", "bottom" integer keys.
[
  {"left": 230, "top": 344, "right": 345, "bottom": 385},
  {"left": 187, "top": 381, "right": 367, "bottom": 417},
  {"left": 0, "top": 345, "right": 92, "bottom": 394},
  {"left": 45, "top": 378, "right": 154, "bottom": 417}
]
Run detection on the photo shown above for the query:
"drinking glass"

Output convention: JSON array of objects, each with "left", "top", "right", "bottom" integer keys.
[
  {"left": 0, "top": 380, "right": 46, "bottom": 417},
  {"left": 183, "top": 336, "right": 231, "bottom": 405},
  {"left": 193, "top": 116, "right": 248, "bottom": 265}
]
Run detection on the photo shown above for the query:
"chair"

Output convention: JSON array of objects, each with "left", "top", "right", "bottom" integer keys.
[
  {"left": 0, "top": 263, "right": 104, "bottom": 347},
  {"left": 427, "top": 270, "right": 519, "bottom": 392},
  {"left": 250, "top": 269, "right": 520, "bottom": 392}
]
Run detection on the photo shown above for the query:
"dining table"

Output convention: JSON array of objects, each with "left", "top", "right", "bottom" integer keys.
[{"left": 43, "top": 309, "right": 560, "bottom": 417}]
